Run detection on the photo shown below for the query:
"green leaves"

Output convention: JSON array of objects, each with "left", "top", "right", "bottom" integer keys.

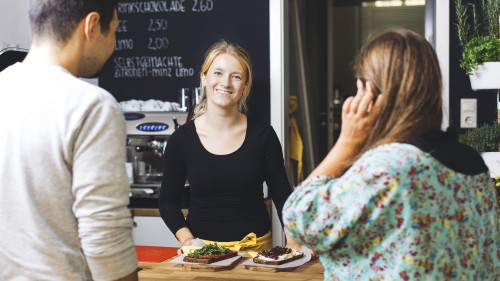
[
  {"left": 454, "top": 0, "right": 500, "bottom": 74},
  {"left": 186, "top": 243, "right": 230, "bottom": 258},
  {"left": 460, "top": 36, "right": 500, "bottom": 75},
  {"left": 459, "top": 122, "right": 500, "bottom": 153},
  {"left": 454, "top": 0, "right": 470, "bottom": 48}
]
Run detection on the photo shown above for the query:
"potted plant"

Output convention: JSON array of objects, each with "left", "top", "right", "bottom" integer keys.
[
  {"left": 458, "top": 121, "right": 500, "bottom": 153},
  {"left": 455, "top": 0, "right": 500, "bottom": 90},
  {"left": 459, "top": 121, "right": 500, "bottom": 177},
  {"left": 459, "top": 122, "right": 500, "bottom": 215}
]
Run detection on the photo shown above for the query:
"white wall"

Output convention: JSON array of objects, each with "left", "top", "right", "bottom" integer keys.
[
  {"left": 133, "top": 217, "right": 180, "bottom": 247},
  {"left": 0, "top": 1, "right": 100, "bottom": 85},
  {"left": 0, "top": 0, "right": 31, "bottom": 50},
  {"left": 270, "top": 0, "right": 288, "bottom": 248},
  {"left": 435, "top": 0, "right": 450, "bottom": 129}
]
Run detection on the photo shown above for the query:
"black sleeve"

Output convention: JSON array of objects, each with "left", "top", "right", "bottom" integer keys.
[
  {"left": 262, "top": 126, "right": 293, "bottom": 228},
  {"left": 159, "top": 127, "right": 188, "bottom": 235}
]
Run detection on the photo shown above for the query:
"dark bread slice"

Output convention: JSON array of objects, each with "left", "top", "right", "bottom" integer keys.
[
  {"left": 183, "top": 251, "right": 238, "bottom": 264},
  {"left": 253, "top": 252, "right": 304, "bottom": 265}
]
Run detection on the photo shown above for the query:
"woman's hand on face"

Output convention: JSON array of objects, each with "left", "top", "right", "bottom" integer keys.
[
  {"left": 337, "top": 79, "right": 383, "bottom": 150},
  {"left": 306, "top": 79, "right": 384, "bottom": 179}
]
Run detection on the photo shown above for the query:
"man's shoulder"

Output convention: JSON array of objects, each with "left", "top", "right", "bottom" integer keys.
[{"left": 56, "top": 72, "right": 119, "bottom": 109}]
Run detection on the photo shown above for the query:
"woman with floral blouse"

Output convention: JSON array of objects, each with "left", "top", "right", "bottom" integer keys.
[{"left": 283, "top": 29, "right": 499, "bottom": 281}]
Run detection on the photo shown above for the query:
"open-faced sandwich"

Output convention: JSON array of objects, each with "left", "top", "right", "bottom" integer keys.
[
  {"left": 253, "top": 246, "right": 304, "bottom": 265},
  {"left": 183, "top": 243, "right": 238, "bottom": 264}
]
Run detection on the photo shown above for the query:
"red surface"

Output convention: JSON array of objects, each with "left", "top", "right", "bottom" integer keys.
[{"left": 135, "top": 246, "right": 178, "bottom": 262}]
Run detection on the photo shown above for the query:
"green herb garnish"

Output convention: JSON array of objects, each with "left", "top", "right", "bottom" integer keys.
[{"left": 187, "top": 243, "right": 230, "bottom": 258}]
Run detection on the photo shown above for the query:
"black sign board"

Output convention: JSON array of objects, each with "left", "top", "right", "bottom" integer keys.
[
  {"left": 99, "top": 0, "right": 270, "bottom": 122},
  {"left": 0, "top": 48, "right": 28, "bottom": 72}
]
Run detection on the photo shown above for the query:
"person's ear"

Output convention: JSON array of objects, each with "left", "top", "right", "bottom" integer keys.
[
  {"left": 200, "top": 73, "right": 206, "bottom": 85},
  {"left": 83, "top": 12, "right": 101, "bottom": 41},
  {"left": 243, "top": 84, "right": 248, "bottom": 95}
]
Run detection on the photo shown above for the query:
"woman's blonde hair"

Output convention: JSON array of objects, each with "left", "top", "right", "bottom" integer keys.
[
  {"left": 192, "top": 39, "right": 253, "bottom": 119},
  {"left": 351, "top": 28, "right": 443, "bottom": 161}
]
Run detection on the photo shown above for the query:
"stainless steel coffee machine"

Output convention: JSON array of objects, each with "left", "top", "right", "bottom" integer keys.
[{"left": 125, "top": 111, "right": 188, "bottom": 208}]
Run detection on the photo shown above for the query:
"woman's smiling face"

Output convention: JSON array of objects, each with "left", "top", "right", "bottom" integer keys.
[{"left": 202, "top": 53, "right": 247, "bottom": 111}]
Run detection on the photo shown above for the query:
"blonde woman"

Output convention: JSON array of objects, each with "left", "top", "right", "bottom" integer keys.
[{"left": 160, "top": 39, "right": 302, "bottom": 254}]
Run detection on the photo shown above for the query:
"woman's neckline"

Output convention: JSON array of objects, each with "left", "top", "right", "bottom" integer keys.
[{"left": 192, "top": 116, "right": 249, "bottom": 156}]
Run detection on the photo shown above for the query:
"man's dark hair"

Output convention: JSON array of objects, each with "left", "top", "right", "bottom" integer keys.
[{"left": 29, "top": 0, "right": 118, "bottom": 43}]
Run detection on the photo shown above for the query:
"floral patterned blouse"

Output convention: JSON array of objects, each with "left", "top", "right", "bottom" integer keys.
[{"left": 283, "top": 142, "right": 499, "bottom": 281}]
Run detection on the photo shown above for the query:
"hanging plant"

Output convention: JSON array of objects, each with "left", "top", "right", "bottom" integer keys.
[{"left": 454, "top": 0, "right": 500, "bottom": 74}]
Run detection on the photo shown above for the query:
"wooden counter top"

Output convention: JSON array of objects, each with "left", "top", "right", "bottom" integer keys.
[{"left": 138, "top": 254, "right": 325, "bottom": 281}]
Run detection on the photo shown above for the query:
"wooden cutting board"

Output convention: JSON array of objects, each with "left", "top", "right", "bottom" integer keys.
[
  {"left": 182, "top": 255, "right": 243, "bottom": 272},
  {"left": 244, "top": 264, "right": 299, "bottom": 272}
]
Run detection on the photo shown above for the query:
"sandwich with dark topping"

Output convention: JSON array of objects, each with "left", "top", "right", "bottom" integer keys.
[{"left": 253, "top": 246, "right": 304, "bottom": 265}]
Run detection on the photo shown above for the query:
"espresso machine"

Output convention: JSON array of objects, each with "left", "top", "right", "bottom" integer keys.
[{"left": 125, "top": 111, "right": 189, "bottom": 208}]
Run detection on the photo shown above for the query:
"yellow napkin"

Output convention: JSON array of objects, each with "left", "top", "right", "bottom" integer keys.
[
  {"left": 247, "top": 251, "right": 259, "bottom": 258},
  {"left": 202, "top": 232, "right": 258, "bottom": 252}
]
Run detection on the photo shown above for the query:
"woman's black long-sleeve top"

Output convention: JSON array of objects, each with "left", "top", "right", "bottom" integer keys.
[{"left": 159, "top": 118, "right": 293, "bottom": 241}]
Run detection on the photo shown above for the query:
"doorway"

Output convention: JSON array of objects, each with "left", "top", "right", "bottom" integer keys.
[{"left": 287, "top": 0, "right": 428, "bottom": 182}]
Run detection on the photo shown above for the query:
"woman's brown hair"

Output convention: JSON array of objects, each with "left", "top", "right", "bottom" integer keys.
[{"left": 352, "top": 28, "right": 443, "bottom": 160}]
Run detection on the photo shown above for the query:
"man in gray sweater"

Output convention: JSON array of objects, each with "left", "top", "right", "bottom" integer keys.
[{"left": 0, "top": 0, "right": 138, "bottom": 280}]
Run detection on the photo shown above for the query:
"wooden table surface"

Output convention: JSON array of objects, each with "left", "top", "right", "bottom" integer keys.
[{"left": 138, "top": 254, "right": 325, "bottom": 281}]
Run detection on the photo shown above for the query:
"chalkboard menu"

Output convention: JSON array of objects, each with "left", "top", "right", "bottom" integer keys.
[{"left": 99, "top": 0, "right": 270, "bottom": 122}]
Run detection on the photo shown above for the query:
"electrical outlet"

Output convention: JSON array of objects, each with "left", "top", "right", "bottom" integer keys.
[{"left": 460, "top": 99, "right": 477, "bottom": 128}]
